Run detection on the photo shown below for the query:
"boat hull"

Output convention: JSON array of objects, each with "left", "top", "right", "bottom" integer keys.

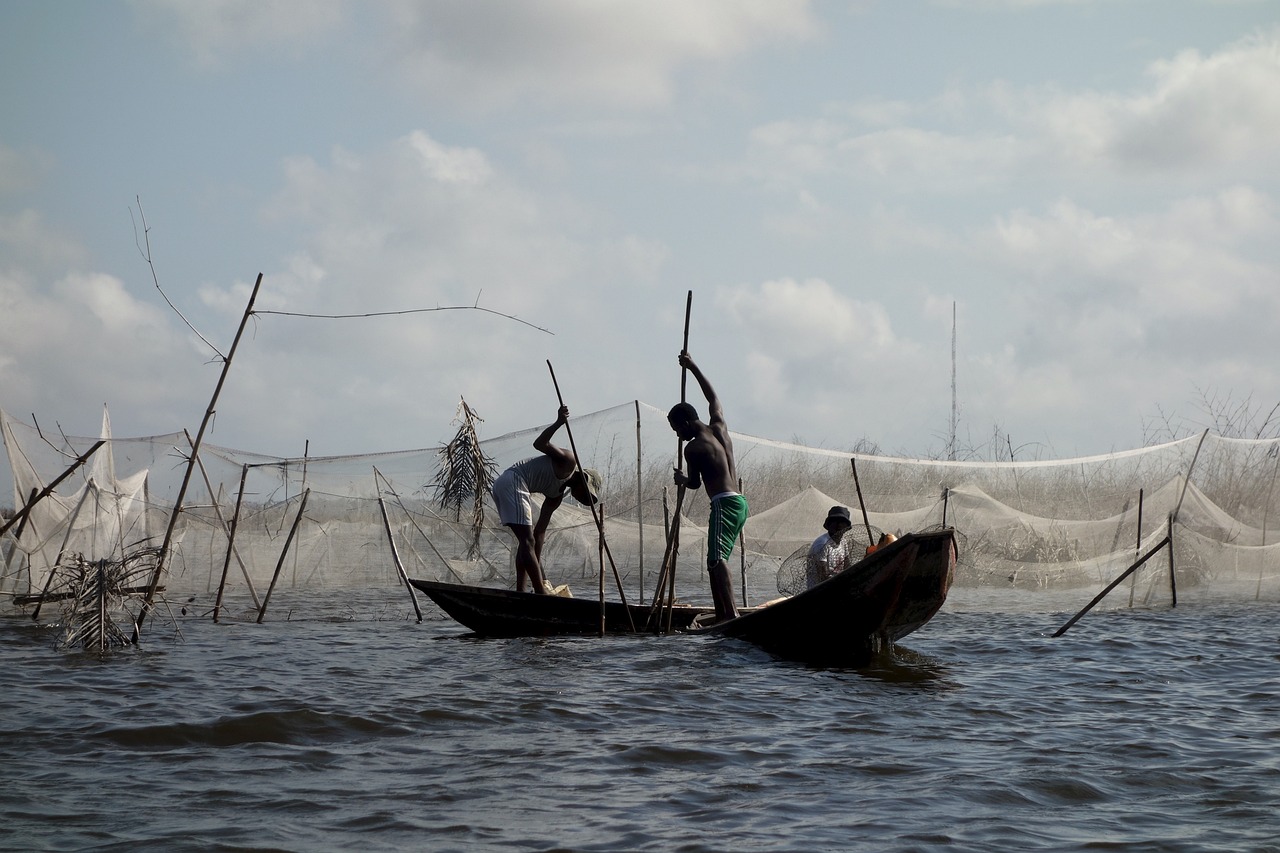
[{"left": 409, "top": 529, "right": 956, "bottom": 665}]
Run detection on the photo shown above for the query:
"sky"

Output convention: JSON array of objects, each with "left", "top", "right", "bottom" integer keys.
[{"left": 2, "top": 0, "right": 1279, "bottom": 503}]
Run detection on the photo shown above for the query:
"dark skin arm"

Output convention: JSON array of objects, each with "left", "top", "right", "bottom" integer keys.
[
  {"left": 530, "top": 406, "right": 581, "bottom": 554},
  {"left": 673, "top": 352, "right": 737, "bottom": 495}
]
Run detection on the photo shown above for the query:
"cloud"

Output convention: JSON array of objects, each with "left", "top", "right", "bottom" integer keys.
[
  {"left": 1017, "top": 28, "right": 1280, "bottom": 174},
  {"left": 130, "top": 0, "right": 346, "bottom": 66},
  {"left": 739, "top": 28, "right": 1280, "bottom": 195},
  {"left": 381, "top": 0, "right": 819, "bottom": 110}
]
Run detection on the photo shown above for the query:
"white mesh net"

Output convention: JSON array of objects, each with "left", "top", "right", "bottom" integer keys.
[{"left": 4, "top": 402, "right": 1280, "bottom": 623}]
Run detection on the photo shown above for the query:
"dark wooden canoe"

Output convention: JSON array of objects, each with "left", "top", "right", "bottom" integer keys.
[
  {"left": 409, "top": 529, "right": 956, "bottom": 664},
  {"left": 408, "top": 578, "right": 715, "bottom": 637},
  {"left": 695, "top": 529, "right": 957, "bottom": 666}
]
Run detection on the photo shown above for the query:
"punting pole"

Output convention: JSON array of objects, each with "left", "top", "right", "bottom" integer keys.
[
  {"left": 135, "top": 272, "right": 264, "bottom": 643},
  {"left": 667, "top": 292, "right": 693, "bottom": 631},
  {"left": 546, "top": 360, "right": 635, "bottom": 634},
  {"left": 0, "top": 441, "right": 105, "bottom": 540},
  {"left": 850, "top": 457, "right": 874, "bottom": 543},
  {"left": 378, "top": 496, "right": 423, "bottom": 623},
  {"left": 213, "top": 464, "right": 250, "bottom": 623},
  {"left": 256, "top": 487, "right": 309, "bottom": 624}
]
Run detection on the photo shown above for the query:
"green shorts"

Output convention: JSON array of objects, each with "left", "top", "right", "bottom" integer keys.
[{"left": 707, "top": 493, "right": 748, "bottom": 568}]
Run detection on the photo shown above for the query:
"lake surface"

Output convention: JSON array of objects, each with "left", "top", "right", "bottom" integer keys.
[{"left": 2, "top": 588, "right": 1278, "bottom": 853}]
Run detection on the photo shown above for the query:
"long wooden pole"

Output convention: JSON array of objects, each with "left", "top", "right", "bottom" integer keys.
[
  {"left": 188, "top": 431, "right": 261, "bottom": 608},
  {"left": 652, "top": 292, "right": 692, "bottom": 633},
  {"left": 256, "top": 487, "right": 309, "bottom": 623},
  {"left": 135, "top": 272, "right": 265, "bottom": 643},
  {"left": 1052, "top": 533, "right": 1171, "bottom": 637},
  {"left": 850, "top": 457, "right": 874, "bottom": 542},
  {"left": 378, "top": 497, "right": 423, "bottom": 623},
  {"left": 635, "top": 400, "right": 644, "bottom": 602},
  {"left": 213, "top": 464, "right": 250, "bottom": 622},
  {"left": 546, "top": 360, "right": 634, "bottom": 633},
  {"left": 0, "top": 441, "right": 105, "bottom": 539}
]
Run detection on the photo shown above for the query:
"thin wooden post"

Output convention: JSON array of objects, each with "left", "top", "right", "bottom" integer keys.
[
  {"left": 188, "top": 431, "right": 261, "bottom": 608},
  {"left": 256, "top": 487, "right": 309, "bottom": 624},
  {"left": 598, "top": 505, "right": 606, "bottom": 637},
  {"left": 0, "top": 441, "right": 104, "bottom": 539},
  {"left": 136, "top": 272, "right": 265, "bottom": 642},
  {"left": 213, "top": 464, "right": 250, "bottom": 623},
  {"left": 546, "top": 360, "right": 634, "bottom": 632},
  {"left": 635, "top": 400, "right": 644, "bottom": 602},
  {"left": 378, "top": 497, "right": 423, "bottom": 623},
  {"left": 737, "top": 476, "right": 749, "bottom": 607},
  {"left": 941, "top": 487, "right": 950, "bottom": 528},
  {"left": 1053, "top": 533, "right": 1172, "bottom": 637},
  {"left": 1129, "top": 488, "right": 1144, "bottom": 608},
  {"left": 31, "top": 484, "right": 93, "bottom": 621},
  {"left": 1167, "top": 513, "right": 1177, "bottom": 607},
  {"left": 2, "top": 487, "right": 38, "bottom": 595}
]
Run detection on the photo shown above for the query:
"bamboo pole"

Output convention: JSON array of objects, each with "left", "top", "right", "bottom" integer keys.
[
  {"left": 850, "top": 457, "right": 874, "bottom": 542},
  {"left": 737, "top": 476, "right": 748, "bottom": 607},
  {"left": 2, "top": 487, "right": 38, "bottom": 594},
  {"left": 31, "top": 484, "right": 93, "bottom": 622},
  {"left": 941, "top": 487, "right": 950, "bottom": 528},
  {"left": 1167, "top": 513, "right": 1177, "bottom": 607},
  {"left": 546, "top": 360, "right": 634, "bottom": 633},
  {"left": 374, "top": 468, "right": 474, "bottom": 585},
  {"left": 659, "top": 291, "right": 693, "bottom": 633},
  {"left": 187, "top": 431, "right": 261, "bottom": 608},
  {"left": 213, "top": 464, "right": 250, "bottom": 623},
  {"left": 136, "top": 272, "right": 265, "bottom": 643},
  {"left": 598, "top": 505, "right": 606, "bottom": 636},
  {"left": 378, "top": 497, "right": 423, "bottom": 623},
  {"left": 1052, "top": 533, "right": 1172, "bottom": 637},
  {"left": 256, "top": 487, "right": 309, "bottom": 624},
  {"left": 1129, "top": 488, "right": 1144, "bottom": 608},
  {"left": 635, "top": 400, "right": 644, "bottom": 602},
  {"left": 0, "top": 441, "right": 105, "bottom": 539}
]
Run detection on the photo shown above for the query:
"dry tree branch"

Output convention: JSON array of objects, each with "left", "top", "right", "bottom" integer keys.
[
  {"left": 131, "top": 197, "right": 224, "bottom": 359},
  {"left": 254, "top": 299, "right": 554, "bottom": 335}
]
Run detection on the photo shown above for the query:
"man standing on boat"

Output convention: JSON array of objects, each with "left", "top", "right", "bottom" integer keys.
[
  {"left": 491, "top": 406, "right": 601, "bottom": 594},
  {"left": 668, "top": 351, "right": 747, "bottom": 622}
]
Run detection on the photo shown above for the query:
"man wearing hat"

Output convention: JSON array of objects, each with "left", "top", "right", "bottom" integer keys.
[
  {"left": 491, "top": 405, "right": 601, "bottom": 594},
  {"left": 806, "top": 506, "right": 854, "bottom": 589}
]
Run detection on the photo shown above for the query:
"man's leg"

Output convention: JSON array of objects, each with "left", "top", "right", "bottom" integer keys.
[
  {"left": 709, "top": 560, "right": 738, "bottom": 621},
  {"left": 508, "top": 523, "right": 547, "bottom": 594}
]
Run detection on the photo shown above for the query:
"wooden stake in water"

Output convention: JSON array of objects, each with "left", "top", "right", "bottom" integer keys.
[
  {"left": 257, "top": 488, "right": 309, "bottom": 624},
  {"left": 378, "top": 497, "right": 423, "bottom": 623},
  {"left": 136, "top": 272, "right": 265, "bottom": 643}
]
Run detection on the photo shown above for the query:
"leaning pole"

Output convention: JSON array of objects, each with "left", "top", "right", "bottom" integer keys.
[{"left": 133, "top": 273, "right": 265, "bottom": 643}]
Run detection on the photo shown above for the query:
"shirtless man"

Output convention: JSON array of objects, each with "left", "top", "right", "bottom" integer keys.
[
  {"left": 491, "top": 406, "right": 601, "bottom": 594},
  {"left": 667, "top": 351, "right": 747, "bottom": 622}
]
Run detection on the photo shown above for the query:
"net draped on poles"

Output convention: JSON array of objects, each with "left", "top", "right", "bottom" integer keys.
[{"left": 4, "top": 402, "right": 1280, "bottom": 621}]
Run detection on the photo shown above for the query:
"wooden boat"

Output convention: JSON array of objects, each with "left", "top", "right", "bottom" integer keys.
[
  {"left": 693, "top": 528, "right": 956, "bottom": 666},
  {"left": 408, "top": 578, "right": 716, "bottom": 637},
  {"left": 409, "top": 529, "right": 956, "bottom": 665}
]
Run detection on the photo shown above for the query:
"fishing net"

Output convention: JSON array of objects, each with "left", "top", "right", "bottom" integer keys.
[{"left": 5, "top": 400, "right": 1280, "bottom": 626}]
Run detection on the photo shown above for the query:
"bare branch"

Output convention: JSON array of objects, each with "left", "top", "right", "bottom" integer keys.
[
  {"left": 131, "top": 197, "right": 224, "bottom": 359},
  {"left": 254, "top": 302, "right": 554, "bottom": 335}
]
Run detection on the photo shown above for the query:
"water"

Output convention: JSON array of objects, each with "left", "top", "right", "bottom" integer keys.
[{"left": 3, "top": 590, "right": 1279, "bottom": 853}]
